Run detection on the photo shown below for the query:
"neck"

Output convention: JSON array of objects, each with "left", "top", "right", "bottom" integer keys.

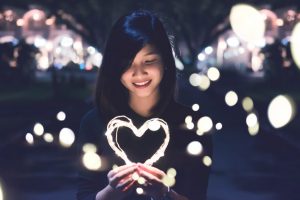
[{"left": 129, "top": 93, "right": 159, "bottom": 117}]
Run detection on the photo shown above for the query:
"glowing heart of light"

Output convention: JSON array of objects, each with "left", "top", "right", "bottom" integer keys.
[{"left": 105, "top": 115, "right": 170, "bottom": 166}]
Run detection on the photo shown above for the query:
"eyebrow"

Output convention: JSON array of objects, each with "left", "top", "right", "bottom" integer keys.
[{"left": 143, "top": 51, "right": 159, "bottom": 56}]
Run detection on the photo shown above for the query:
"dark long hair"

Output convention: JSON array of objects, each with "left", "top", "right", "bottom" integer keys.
[{"left": 95, "top": 10, "right": 176, "bottom": 121}]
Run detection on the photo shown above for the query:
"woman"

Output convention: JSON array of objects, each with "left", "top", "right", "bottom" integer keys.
[{"left": 77, "top": 10, "right": 212, "bottom": 200}]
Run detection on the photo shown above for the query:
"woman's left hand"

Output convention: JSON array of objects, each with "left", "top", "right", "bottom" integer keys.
[{"left": 136, "top": 163, "right": 169, "bottom": 198}]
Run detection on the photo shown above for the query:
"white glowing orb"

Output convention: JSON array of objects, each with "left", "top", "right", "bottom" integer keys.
[
  {"left": 225, "top": 91, "right": 238, "bottom": 106},
  {"left": 204, "top": 46, "right": 214, "bottom": 55},
  {"left": 87, "top": 46, "right": 96, "bottom": 54},
  {"left": 226, "top": 36, "right": 240, "bottom": 48},
  {"left": 229, "top": 4, "right": 265, "bottom": 44},
  {"left": 33, "top": 123, "right": 44, "bottom": 136},
  {"left": 43, "top": 133, "right": 54, "bottom": 143},
  {"left": 25, "top": 133, "right": 34, "bottom": 145},
  {"left": 291, "top": 22, "right": 300, "bottom": 69},
  {"left": 203, "top": 156, "right": 212, "bottom": 167},
  {"left": 207, "top": 67, "right": 220, "bottom": 81},
  {"left": 192, "top": 104, "right": 200, "bottom": 111},
  {"left": 0, "top": 181, "right": 3, "bottom": 200},
  {"left": 185, "top": 115, "right": 193, "bottom": 124},
  {"left": 34, "top": 37, "right": 47, "bottom": 48},
  {"left": 59, "top": 128, "right": 75, "bottom": 147},
  {"left": 267, "top": 95, "right": 296, "bottom": 128},
  {"left": 148, "top": 120, "right": 161, "bottom": 131},
  {"left": 136, "top": 187, "right": 144, "bottom": 195},
  {"left": 189, "top": 73, "right": 201, "bottom": 87},
  {"left": 57, "top": 111, "right": 66, "bottom": 121},
  {"left": 196, "top": 129, "right": 204, "bottom": 136},
  {"left": 246, "top": 113, "right": 258, "bottom": 127},
  {"left": 162, "top": 175, "right": 176, "bottom": 187},
  {"left": 198, "top": 75, "right": 211, "bottom": 91},
  {"left": 242, "top": 97, "right": 254, "bottom": 112},
  {"left": 60, "top": 36, "right": 73, "bottom": 47},
  {"left": 137, "top": 177, "right": 146, "bottom": 185},
  {"left": 186, "top": 122, "right": 195, "bottom": 130},
  {"left": 82, "top": 152, "right": 101, "bottom": 170},
  {"left": 132, "top": 172, "right": 140, "bottom": 181},
  {"left": 215, "top": 122, "right": 223, "bottom": 130},
  {"left": 82, "top": 143, "right": 97, "bottom": 153},
  {"left": 197, "top": 53, "right": 206, "bottom": 61},
  {"left": 197, "top": 116, "right": 213, "bottom": 133},
  {"left": 187, "top": 141, "right": 203, "bottom": 156},
  {"left": 167, "top": 168, "right": 177, "bottom": 177},
  {"left": 248, "top": 123, "right": 259, "bottom": 136}
]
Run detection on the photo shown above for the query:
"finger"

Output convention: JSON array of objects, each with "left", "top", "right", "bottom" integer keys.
[
  {"left": 137, "top": 163, "right": 165, "bottom": 179},
  {"left": 122, "top": 179, "right": 136, "bottom": 192},
  {"left": 138, "top": 168, "right": 161, "bottom": 183},
  {"left": 108, "top": 163, "right": 136, "bottom": 178},
  {"left": 110, "top": 166, "right": 137, "bottom": 186}
]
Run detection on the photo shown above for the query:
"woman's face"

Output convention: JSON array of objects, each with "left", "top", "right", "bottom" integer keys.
[{"left": 121, "top": 44, "right": 164, "bottom": 101}]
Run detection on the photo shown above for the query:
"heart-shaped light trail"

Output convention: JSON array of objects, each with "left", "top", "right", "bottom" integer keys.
[{"left": 105, "top": 115, "right": 170, "bottom": 166}]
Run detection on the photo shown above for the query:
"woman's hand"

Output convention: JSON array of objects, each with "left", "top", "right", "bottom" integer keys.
[
  {"left": 136, "top": 163, "right": 169, "bottom": 198},
  {"left": 107, "top": 164, "right": 138, "bottom": 193}
]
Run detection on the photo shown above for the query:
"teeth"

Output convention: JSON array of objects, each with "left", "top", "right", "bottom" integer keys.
[{"left": 134, "top": 80, "right": 150, "bottom": 86}]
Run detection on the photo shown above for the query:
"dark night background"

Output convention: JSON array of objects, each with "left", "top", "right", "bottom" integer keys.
[{"left": 0, "top": 0, "right": 300, "bottom": 199}]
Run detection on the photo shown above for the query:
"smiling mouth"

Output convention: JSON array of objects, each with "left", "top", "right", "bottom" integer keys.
[{"left": 133, "top": 80, "right": 151, "bottom": 88}]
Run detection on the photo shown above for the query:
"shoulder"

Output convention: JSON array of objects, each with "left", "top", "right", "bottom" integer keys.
[
  {"left": 80, "top": 108, "right": 104, "bottom": 127},
  {"left": 78, "top": 107, "right": 106, "bottom": 142}
]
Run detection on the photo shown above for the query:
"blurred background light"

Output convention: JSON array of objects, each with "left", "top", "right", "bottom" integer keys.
[
  {"left": 33, "top": 123, "right": 44, "bottom": 136},
  {"left": 215, "top": 122, "right": 223, "bottom": 130},
  {"left": 242, "top": 97, "right": 254, "bottom": 112},
  {"left": 82, "top": 143, "right": 97, "bottom": 153},
  {"left": 207, "top": 67, "right": 220, "bottom": 81},
  {"left": 186, "top": 141, "right": 203, "bottom": 156},
  {"left": 0, "top": 180, "right": 3, "bottom": 200},
  {"left": 246, "top": 113, "right": 258, "bottom": 127},
  {"left": 189, "top": 73, "right": 201, "bottom": 87},
  {"left": 43, "top": 133, "right": 54, "bottom": 143},
  {"left": 225, "top": 91, "right": 238, "bottom": 106},
  {"left": 198, "top": 75, "right": 211, "bottom": 91},
  {"left": 192, "top": 104, "right": 200, "bottom": 111},
  {"left": 202, "top": 156, "right": 212, "bottom": 167},
  {"left": 82, "top": 152, "right": 101, "bottom": 170},
  {"left": 229, "top": 4, "right": 265, "bottom": 44},
  {"left": 267, "top": 95, "right": 296, "bottom": 128},
  {"left": 291, "top": 22, "right": 300, "bottom": 69},
  {"left": 248, "top": 123, "right": 260, "bottom": 136},
  {"left": 197, "top": 116, "right": 213, "bottom": 133},
  {"left": 25, "top": 133, "right": 34, "bottom": 145},
  {"left": 136, "top": 187, "right": 144, "bottom": 195},
  {"left": 59, "top": 128, "right": 75, "bottom": 147},
  {"left": 56, "top": 111, "right": 66, "bottom": 121}
]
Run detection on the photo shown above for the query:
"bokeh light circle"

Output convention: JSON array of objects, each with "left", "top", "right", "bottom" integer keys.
[
  {"left": 267, "top": 95, "right": 296, "bottom": 128},
  {"left": 291, "top": 22, "right": 300, "bottom": 69},
  {"left": 82, "top": 152, "right": 101, "bottom": 170},
  {"left": 225, "top": 91, "right": 238, "bottom": 106},
  {"left": 186, "top": 141, "right": 203, "bottom": 156},
  {"left": 207, "top": 67, "right": 220, "bottom": 81},
  {"left": 59, "top": 128, "right": 75, "bottom": 147},
  {"left": 229, "top": 4, "right": 265, "bottom": 43}
]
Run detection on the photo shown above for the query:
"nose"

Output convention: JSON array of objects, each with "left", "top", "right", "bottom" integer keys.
[{"left": 131, "top": 63, "right": 147, "bottom": 77}]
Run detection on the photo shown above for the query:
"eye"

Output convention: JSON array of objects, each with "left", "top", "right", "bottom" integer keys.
[{"left": 145, "top": 59, "right": 158, "bottom": 65}]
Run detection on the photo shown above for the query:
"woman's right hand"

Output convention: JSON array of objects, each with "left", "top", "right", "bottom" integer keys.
[{"left": 107, "top": 163, "right": 138, "bottom": 193}]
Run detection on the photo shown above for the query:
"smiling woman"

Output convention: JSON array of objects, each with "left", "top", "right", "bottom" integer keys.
[{"left": 77, "top": 10, "right": 212, "bottom": 200}]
